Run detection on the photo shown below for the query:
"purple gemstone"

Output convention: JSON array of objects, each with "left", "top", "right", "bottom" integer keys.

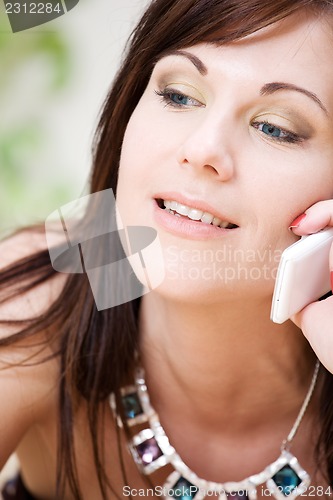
[
  {"left": 226, "top": 492, "right": 249, "bottom": 500},
  {"left": 136, "top": 437, "right": 163, "bottom": 465}
]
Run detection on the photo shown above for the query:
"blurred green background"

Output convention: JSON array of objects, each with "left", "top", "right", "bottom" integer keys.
[
  {"left": 0, "top": 7, "right": 74, "bottom": 237},
  {"left": 0, "top": 0, "right": 148, "bottom": 239}
]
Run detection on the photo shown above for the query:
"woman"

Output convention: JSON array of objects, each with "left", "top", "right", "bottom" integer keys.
[{"left": 1, "top": 0, "right": 333, "bottom": 499}]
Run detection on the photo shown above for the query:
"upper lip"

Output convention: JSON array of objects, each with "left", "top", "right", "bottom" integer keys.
[{"left": 154, "top": 192, "right": 239, "bottom": 225}]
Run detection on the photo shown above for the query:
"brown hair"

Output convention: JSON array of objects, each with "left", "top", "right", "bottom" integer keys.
[{"left": 1, "top": 0, "right": 333, "bottom": 498}]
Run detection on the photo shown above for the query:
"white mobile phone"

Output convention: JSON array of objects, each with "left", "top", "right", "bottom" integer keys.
[{"left": 270, "top": 227, "right": 333, "bottom": 324}]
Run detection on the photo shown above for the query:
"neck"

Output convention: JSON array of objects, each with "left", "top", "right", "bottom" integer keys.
[{"left": 138, "top": 293, "right": 316, "bottom": 432}]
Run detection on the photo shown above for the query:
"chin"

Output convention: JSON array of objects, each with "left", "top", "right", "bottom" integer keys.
[{"left": 152, "top": 256, "right": 276, "bottom": 303}]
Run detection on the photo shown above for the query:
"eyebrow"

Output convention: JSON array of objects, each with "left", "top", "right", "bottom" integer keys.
[
  {"left": 260, "top": 82, "right": 328, "bottom": 115},
  {"left": 157, "top": 52, "right": 328, "bottom": 115},
  {"left": 159, "top": 49, "right": 208, "bottom": 76}
]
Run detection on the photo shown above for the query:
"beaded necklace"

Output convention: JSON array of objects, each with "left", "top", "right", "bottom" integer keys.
[{"left": 110, "top": 360, "right": 320, "bottom": 500}]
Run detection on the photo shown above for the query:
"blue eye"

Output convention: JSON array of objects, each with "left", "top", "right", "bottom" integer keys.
[
  {"left": 155, "top": 88, "right": 203, "bottom": 108},
  {"left": 170, "top": 93, "right": 191, "bottom": 105},
  {"left": 260, "top": 123, "right": 283, "bottom": 137},
  {"left": 252, "top": 121, "right": 303, "bottom": 144}
]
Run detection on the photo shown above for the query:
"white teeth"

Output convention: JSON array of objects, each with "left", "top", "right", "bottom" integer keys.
[
  {"left": 188, "top": 208, "right": 204, "bottom": 221},
  {"left": 212, "top": 217, "right": 222, "bottom": 226},
  {"left": 161, "top": 199, "right": 235, "bottom": 229},
  {"left": 200, "top": 212, "right": 214, "bottom": 224},
  {"left": 177, "top": 204, "right": 190, "bottom": 216}
]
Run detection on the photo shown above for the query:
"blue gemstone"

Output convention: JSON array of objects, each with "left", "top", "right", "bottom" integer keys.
[
  {"left": 171, "top": 477, "right": 198, "bottom": 499},
  {"left": 122, "top": 392, "right": 143, "bottom": 419},
  {"left": 272, "top": 465, "right": 302, "bottom": 496},
  {"left": 226, "top": 492, "right": 249, "bottom": 499}
]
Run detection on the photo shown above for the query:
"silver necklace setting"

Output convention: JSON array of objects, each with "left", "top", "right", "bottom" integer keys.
[{"left": 110, "top": 360, "right": 320, "bottom": 500}]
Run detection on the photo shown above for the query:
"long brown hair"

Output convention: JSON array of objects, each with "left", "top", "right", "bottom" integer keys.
[{"left": 1, "top": 0, "right": 333, "bottom": 498}]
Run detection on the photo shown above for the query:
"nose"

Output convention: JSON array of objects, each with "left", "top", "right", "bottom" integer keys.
[{"left": 176, "top": 116, "right": 235, "bottom": 181}]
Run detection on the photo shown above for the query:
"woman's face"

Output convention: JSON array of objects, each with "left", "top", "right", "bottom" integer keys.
[{"left": 116, "top": 11, "right": 333, "bottom": 303}]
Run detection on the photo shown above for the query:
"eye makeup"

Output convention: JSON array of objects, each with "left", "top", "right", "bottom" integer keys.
[
  {"left": 151, "top": 55, "right": 321, "bottom": 149},
  {"left": 154, "top": 87, "right": 205, "bottom": 109}
]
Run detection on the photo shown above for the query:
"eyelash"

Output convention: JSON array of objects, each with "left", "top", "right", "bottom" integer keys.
[
  {"left": 154, "top": 89, "right": 203, "bottom": 108},
  {"left": 251, "top": 121, "right": 304, "bottom": 145},
  {"left": 155, "top": 88, "right": 305, "bottom": 145}
]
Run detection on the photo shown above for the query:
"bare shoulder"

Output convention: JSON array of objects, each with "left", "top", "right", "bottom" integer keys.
[
  {"left": 0, "top": 348, "right": 59, "bottom": 469},
  {"left": 0, "top": 228, "right": 63, "bottom": 467}
]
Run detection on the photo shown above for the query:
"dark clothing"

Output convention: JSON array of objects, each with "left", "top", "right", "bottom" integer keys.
[{"left": 2, "top": 475, "right": 37, "bottom": 500}]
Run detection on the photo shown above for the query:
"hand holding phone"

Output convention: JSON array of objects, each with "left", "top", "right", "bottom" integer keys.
[{"left": 270, "top": 227, "right": 333, "bottom": 324}]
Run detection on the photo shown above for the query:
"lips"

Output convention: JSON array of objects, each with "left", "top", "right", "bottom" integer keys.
[{"left": 156, "top": 198, "right": 238, "bottom": 230}]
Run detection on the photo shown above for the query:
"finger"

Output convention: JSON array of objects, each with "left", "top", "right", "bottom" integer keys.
[
  {"left": 291, "top": 297, "right": 333, "bottom": 373},
  {"left": 289, "top": 200, "right": 333, "bottom": 236},
  {"left": 330, "top": 240, "right": 333, "bottom": 290}
]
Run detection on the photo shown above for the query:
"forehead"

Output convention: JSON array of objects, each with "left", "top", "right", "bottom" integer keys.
[{"left": 220, "top": 10, "right": 333, "bottom": 72}]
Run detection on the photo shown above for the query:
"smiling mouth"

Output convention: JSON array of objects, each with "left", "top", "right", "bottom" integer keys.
[{"left": 156, "top": 199, "right": 239, "bottom": 229}]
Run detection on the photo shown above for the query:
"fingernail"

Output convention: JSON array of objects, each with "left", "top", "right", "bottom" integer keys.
[{"left": 289, "top": 213, "right": 307, "bottom": 230}]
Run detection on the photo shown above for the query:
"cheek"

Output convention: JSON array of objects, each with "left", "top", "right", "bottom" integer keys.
[
  {"left": 118, "top": 106, "right": 166, "bottom": 187},
  {"left": 234, "top": 145, "right": 333, "bottom": 259},
  {"left": 116, "top": 105, "right": 161, "bottom": 227},
  {"left": 243, "top": 144, "right": 333, "bottom": 223},
  {"left": 117, "top": 108, "right": 150, "bottom": 188},
  {"left": 119, "top": 111, "right": 149, "bottom": 171}
]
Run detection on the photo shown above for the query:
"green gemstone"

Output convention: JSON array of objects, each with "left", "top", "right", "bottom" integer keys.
[
  {"left": 171, "top": 477, "right": 198, "bottom": 500},
  {"left": 272, "top": 465, "right": 302, "bottom": 496},
  {"left": 122, "top": 392, "right": 143, "bottom": 419}
]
